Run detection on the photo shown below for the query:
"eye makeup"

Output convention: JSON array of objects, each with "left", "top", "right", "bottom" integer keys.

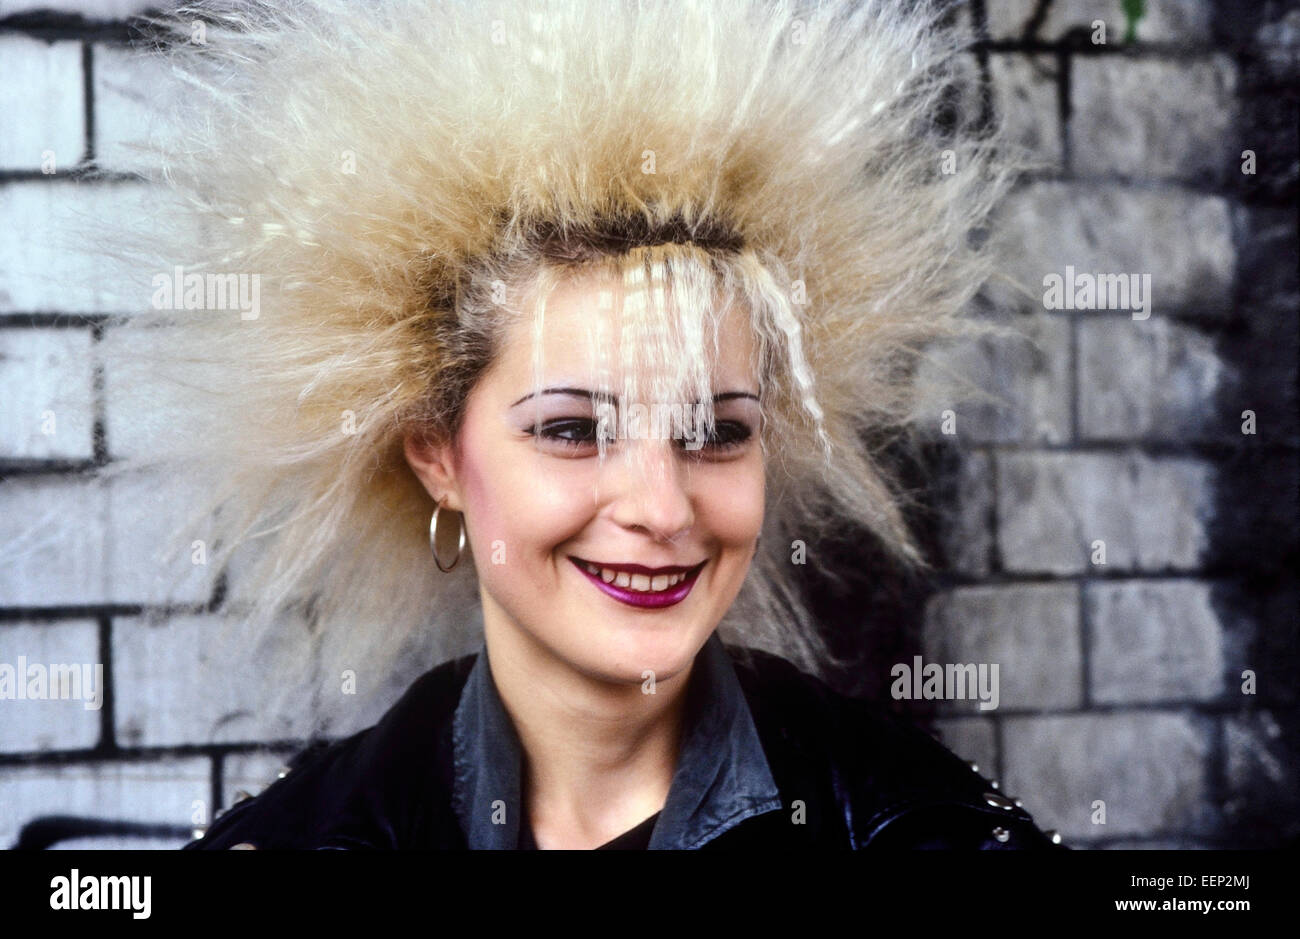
[{"left": 511, "top": 388, "right": 760, "bottom": 457}]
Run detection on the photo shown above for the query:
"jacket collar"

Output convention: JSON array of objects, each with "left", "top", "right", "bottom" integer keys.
[{"left": 450, "top": 631, "right": 783, "bottom": 849}]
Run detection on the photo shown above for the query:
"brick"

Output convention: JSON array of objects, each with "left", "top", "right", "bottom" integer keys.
[
  {"left": 988, "top": 53, "right": 1062, "bottom": 172},
  {"left": 936, "top": 449, "right": 994, "bottom": 577},
  {"left": 0, "top": 473, "right": 106, "bottom": 606},
  {"left": 1087, "top": 580, "right": 1225, "bottom": 704},
  {"left": 50, "top": 835, "right": 187, "bottom": 849},
  {"left": 985, "top": 0, "right": 1212, "bottom": 44},
  {"left": 997, "top": 452, "right": 1213, "bottom": 574},
  {"left": 1072, "top": 56, "right": 1237, "bottom": 182},
  {"left": 93, "top": 43, "right": 186, "bottom": 177},
  {"left": 112, "top": 612, "right": 317, "bottom": 747},
  {"left": 0, "top": 36, "right": 84, "bottom": 171},
  {"left": 0, "top": 468, "right": 220, "bottom": 607},
  {"left": 0, "top": 327, "right": 96, "bottom": 459},
  {"left": 103, "top": 468, "right": 221, "bottom": 605},
  {"left": 0, "top": 757, "right": 209, "bottom": 850},
  {"left": 0, "top": 619, "right": 101, "bottom": 752},
  {"left": 101, "top": 323, "right": 190, "bottom": 460},
  {"left": 932, "top": 717, "right": 997, "bottom": 776},
  {"left": 0, "top": 181, "right": 181, "bottom": 315},
  {"left": 923, "top": 583, "right": 1082, "bottom": 711},
  {"left": 1078, "top": 316, "right": 1226, "bottom": 442},
  {"left": 0, "top": 0, "right": 160, "bottom": 16},
  {"left": 987, "top": 182, "right": 1234, "bottom": 318},
  {"left": 914, "top": 313, "right": 1071, "bottom": 444},
  {"left": 1002, "top": 713, "right": 1212, "bottom": 839},
  {"left": 101, "top": 323, "right": 241, "bottom": 460}
]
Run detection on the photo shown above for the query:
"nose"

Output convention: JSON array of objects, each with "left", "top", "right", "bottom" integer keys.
[{"left": 605, "top": 439, "right": 694, "bottom": 543}]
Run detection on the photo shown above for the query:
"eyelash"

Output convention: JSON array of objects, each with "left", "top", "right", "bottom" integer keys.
[{"left": 526, "top": 418, "right": 753, "bottom": 453}]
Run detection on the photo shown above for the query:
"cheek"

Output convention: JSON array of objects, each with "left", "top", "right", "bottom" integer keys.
[
  {"left": 458, "top": 441, "right": 591, "bottom": 568},
  {"left": 699, "top": 463, "right": 765, "bottom": 548}
]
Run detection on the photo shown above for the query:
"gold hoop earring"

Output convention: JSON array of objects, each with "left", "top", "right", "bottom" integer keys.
[{"left": 430, "top": 498, "right": 465, "bottom": 573}]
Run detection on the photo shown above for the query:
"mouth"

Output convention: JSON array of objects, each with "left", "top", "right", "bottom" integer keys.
[{"left": 568, "top": 556, "right": 707, "bottom": 609}]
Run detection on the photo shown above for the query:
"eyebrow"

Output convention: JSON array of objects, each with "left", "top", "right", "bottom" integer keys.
[{"left": 510, "top": 387, "right": 761, "bottom": 407}]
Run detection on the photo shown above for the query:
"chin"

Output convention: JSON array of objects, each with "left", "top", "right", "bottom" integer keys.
[{"left": 570, "top": 625, "right": 709, "bottom": 688}]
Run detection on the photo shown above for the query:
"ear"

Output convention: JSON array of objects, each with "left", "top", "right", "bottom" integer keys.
[{"left": 403, "top": 428, "right": 465, "bottom": 512}]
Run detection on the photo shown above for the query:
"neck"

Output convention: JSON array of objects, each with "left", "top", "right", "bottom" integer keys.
[{"left": 482, "top": 608, "right": 693, "bottom": 850}]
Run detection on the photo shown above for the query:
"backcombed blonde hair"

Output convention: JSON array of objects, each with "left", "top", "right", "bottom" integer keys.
[{"left": 96, "top": 0, "right": 1028, "bottom": 731}]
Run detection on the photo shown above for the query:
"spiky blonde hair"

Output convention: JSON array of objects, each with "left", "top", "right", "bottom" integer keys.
[{"left": 99, "top": 0, "right": 1025, "bottom": 730}]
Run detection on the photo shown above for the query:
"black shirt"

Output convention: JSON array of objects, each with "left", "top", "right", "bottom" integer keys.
[{"left": 184, "top": 641, "right": 1064, "bottom": 850}]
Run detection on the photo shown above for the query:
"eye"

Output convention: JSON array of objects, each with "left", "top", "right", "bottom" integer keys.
[
  {"left": 524, "top": 417, "right": 754, "bottom": 454},
  {"left": 682, "top": 420, "right": 753, "bottom": 455},
  {"left": 527, "top": 418, "right": 605, "bottom": 448}
]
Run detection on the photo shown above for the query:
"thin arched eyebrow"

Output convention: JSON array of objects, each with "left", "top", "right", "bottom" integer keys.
[{"left": 509, "top": 388, "right": 760, "bottom": 408}]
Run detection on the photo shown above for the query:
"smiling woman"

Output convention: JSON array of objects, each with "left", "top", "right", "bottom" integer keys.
[
  {"left": 95, "top": 0, "right": 1063, "bottom": 850},
  {"left": 401, "top": 266, "right": 770, "bottom": 848}
]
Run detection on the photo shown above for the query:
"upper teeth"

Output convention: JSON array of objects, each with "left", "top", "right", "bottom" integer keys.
[{"left": 582, "top": 562, "right": 688, "bottom": 592}]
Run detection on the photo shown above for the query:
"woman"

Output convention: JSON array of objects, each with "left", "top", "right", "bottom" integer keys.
[{"left": 112, "top": 0, "right": 1060, "bottom": 849}]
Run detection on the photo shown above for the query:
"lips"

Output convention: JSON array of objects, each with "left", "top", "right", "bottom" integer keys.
[{"left": 568, "top": 556, "right": 706, "bottom": 609}]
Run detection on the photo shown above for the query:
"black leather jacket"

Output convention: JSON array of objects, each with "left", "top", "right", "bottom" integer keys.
[{"left": 186, "top": 641, "right": 1064, "bottom": 850}]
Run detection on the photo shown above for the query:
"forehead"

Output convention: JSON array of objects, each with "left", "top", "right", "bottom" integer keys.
[{"left": 498, "top": 267, "right": 760, "bottom": 393}]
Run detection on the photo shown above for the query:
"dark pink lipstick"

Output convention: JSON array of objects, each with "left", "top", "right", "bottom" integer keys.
[{"left": 568, "top": 556, "right": 706, "bottom": 609}]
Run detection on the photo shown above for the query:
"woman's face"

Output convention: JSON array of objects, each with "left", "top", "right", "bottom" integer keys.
[{"left": 405, "top": 272, "right": 766, "bottom": 686}]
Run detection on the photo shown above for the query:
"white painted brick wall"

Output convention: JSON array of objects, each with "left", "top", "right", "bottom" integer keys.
[
  {"left": 50, "top": 835, "right": 188, "bottom": 849},
  {"left": 1086, "top": 580, "right": 1226, "bottom": 703},
  {"left": 996, "top": 452, "right": 1214, "bottom": 574},
  {"left": 0, "top": 618, "right": 102, "bottom": 752},
  {"left": 913, "top": 313, "right": 1073, "bottom": 444},
  {"left": 1002, "top": 713, "right": 1211, "bottom": 840},
  {"left": 988, "top": 52, "right": 1063, "bottom": 172},
  {"left": 0, "top": 0, "right": 163, "bottom": 16},
  {"left": 113, "top": 613, "right": 318, "bottom": 747},
  {"left": 1072, "top": 56, "right": 1238, "bottom": 180},
  {"left": 924, "top": 583, "right": 1083, "bottom": 712},
  {"left": 0, "top": 757, "right": 209, "bottom": 849},
  {"left": 0, "top": 473, "right": 106, "bottom": 606},
  {"left": 989, "top": 183, "right": 1236, "bottom": 317},
  {"left": 0, "top": 326, "right": 95, "bottom": 459},
  {"left": 0, "top": 469, "right": 218, "bottom": 606},
  {"left": 1078, "top": 317, "right": 1226, "bottom": 441},
  {"left": 92, "top": 42, "right": 187, "bottom": 177},
  {"left": 985, "top": 0, "right": 1213, "bottom": 44},
  {"left": 102, "top": 323, "right": 228, "bottom": 460},
  {"left": 0, "top": 181, "right": 173, "bottom": 314},
  {"left": 0, "top": 35, "right": 84, "bottom": 171},
  {"left": 102, "top": 468, "right": 220, "bottom": 605}
]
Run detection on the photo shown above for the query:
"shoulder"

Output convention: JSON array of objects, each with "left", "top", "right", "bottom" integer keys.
[
  {"left": 184, "top": 653, "right": 476, "bottom": 850},
  {"left": 726, "top": 644, "right": 1065, "bottom": 850}
]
